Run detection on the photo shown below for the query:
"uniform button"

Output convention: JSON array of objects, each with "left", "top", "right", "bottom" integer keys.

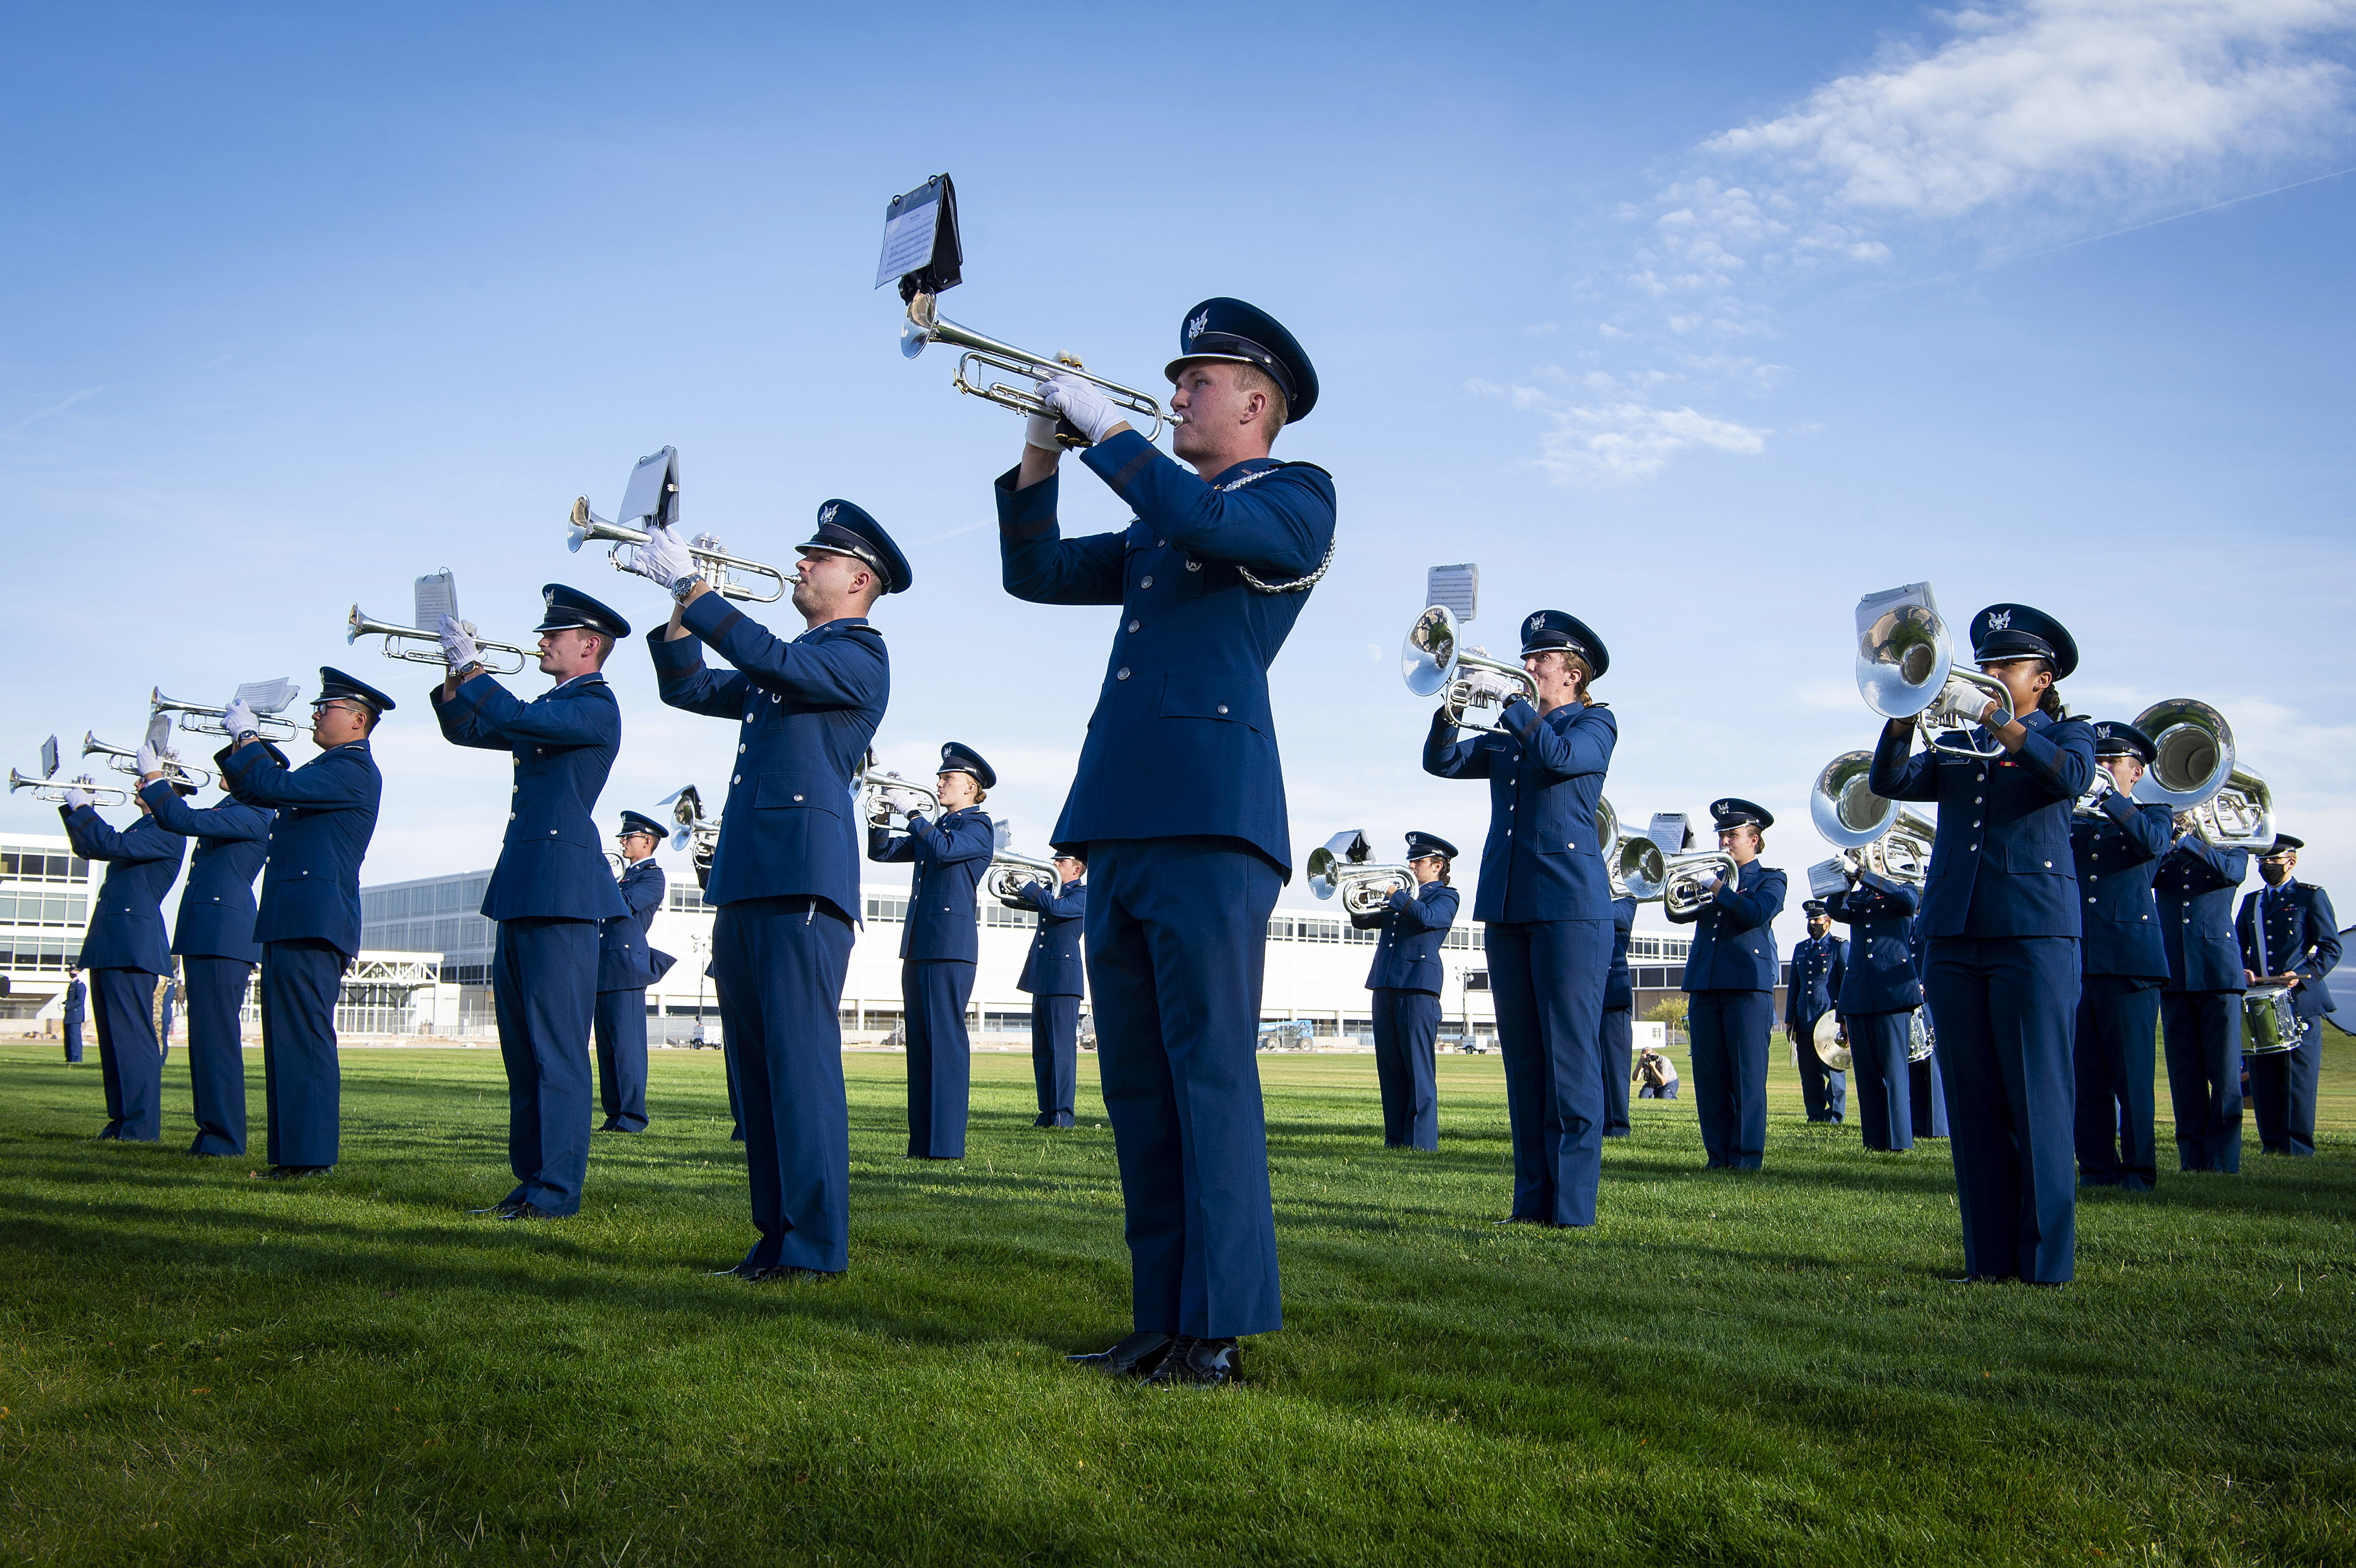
[
  {"left": 1117, "top": 668, "right": 1130, "bottom": 680},
  {"left": 550, "top": 829, "right": 558, "bottom": 836},
  {"left": 739, "top": 744, "right": 746, "bottom": 753},
  {"left": 1128, "top": 620, "right": 1140, "bottom": 633},
  {"left": 1217, "top": 704, "right": 1229, "bottom": 715},
  {"left": 1975, "top": 796, "right": 1983, "bottom": 803},
  {"left": 1140, "top": 576, "right": 1154, "bottom": 589},
  {"left": 2088, "top": 897, "right": 2097, "bottom": 904},
  {"left": 510, "top": 813, "right": 517, "bottom": 821},
  {"left": 2044, "top": 861, "right": 2052, "bottom": 868},
  {"left": 793, "top": 794, "right": 804, "bottom": 802},
  {"left": 733, "top": 774, "right": 741, "bottom": 784},
  {"left": 1973, "top": 820, "right": 1981, "bottom": 827},
  {"left": 1185, "top": 560, "right": 1201, "bottom": 572}
]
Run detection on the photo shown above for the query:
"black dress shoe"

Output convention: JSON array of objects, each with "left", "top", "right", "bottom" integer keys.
[
  {"left": 745, "top": 1264, "right": 830, "bottom": 1283},
  {"left": 707, "top": 1261, "right": 757, "bottom": 1278},
  {"left": 265, "top": 1165, "right": 333, "bottom": 1181},
  {"left": 1066, "top": 1331, "right": 1175, "bottom": 1378},
  {"left": 1145, "top": 1337, "right": 1241, "bottom": 1388},
  {"left": 1492, "top": 1215, "right": 1543, "bottom": 1226},
  {"left": 497, "top": 1201, "right": 560, "bottom": 1221},
  {"left": 468, "top": 1200, "right": 525, "bottom": 1218}
]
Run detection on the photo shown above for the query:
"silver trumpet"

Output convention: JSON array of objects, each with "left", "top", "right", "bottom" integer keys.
[
  {"left": 1306, "top": 829, "right": 1414, "bottom": 917},
  {"left": 150, "top": 686, "right": 301, "bottom": 742},
  {"left": 857, "top": 763, "right": 942, "bottom": 828},
  {"left": 985, "top": 848, "right": 1061, "bottom": 903},
  {"left": 346, "top": 605, "right": 528, "bottom": 675},
  {"left": 658, "top": 784, "right": 721, "bottom": 858},
  {"left": 901, "top": 290, "right": 1175, "bottom": 447},
  {"left": 2127, "top": 698, "right": 2275, "bottom": 850},
  {"left": 1809, "top": 750, "right": 1936, "bottom": 884},
  {"left": 566, "top": 498, "right": 788, "bottom": 605},
  {"left": 1854, "top": 582, "right": 2014, "bottom": 758},
  {"left": 1401, "top": 604, "right": 1537, "bottom": 736},
  {"left": 1615, "top": 836, "right": 1739, "bottom": 917},
  {"left": 82, "top": 732, "right": 213, "bottom": 790},
  {"left": 9, "top": 768, "right": 127, "bottom": 806}
]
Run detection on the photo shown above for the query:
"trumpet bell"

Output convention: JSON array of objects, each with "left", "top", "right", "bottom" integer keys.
[
  {"left": 2129, "top": 697, "right": 2234, "bottom": 809},
  {"left": 1402, "top": 605, "right": 1458, "bottom": 698},
  {"left": 1810, "top": 750, "right": 1899, "bottom": 850}
]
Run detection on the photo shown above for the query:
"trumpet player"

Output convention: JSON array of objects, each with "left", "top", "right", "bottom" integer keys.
[
  {"left": 998, "top": 297, "right": 1328, "bottom": 1386},
  {"left": 1425, "top": 611, "right": 1616, "bottom": 1225},
  {"left": 55, "top": 772, "right": 188, "bottom": 1143},
  {"left": 2069, "top": 722, "right": 2173, "bottom": 1191},
  {"left": 136, "top": 738, "right": 272, "bottom": 1157},
  {"left": 1348, "top": 832, "right": 1460, "bottom": 1152},
  {"left": 218, "top": 667, "right": 392, "bottom": 1178},
  {"left": 2238, "top": 834, "right": 2340, "bottom": 1157},
  {"left": 1669, "top": 801, "right": 1788, "bottom": 1171},
  {"left": 1823, "top": 869, "right": 1920, "bottom": 1152},
  {"left": 1868, "top": 603, "right": 2094, "bottom": 1284},
  {"left": 434, "top": 586, "right": 633, "bottom": 1222},
  {"left": 1004, "top": 851, "right": 1088, "bottom": 1129},
  {"left": 1784, "top": 901, "right": 1847, "bottom": 1125},
  {"left": 2154, "top": 803, "right": 2251, "bottom": 1175},
  {"left": 868, "top": 743, "right": 996, "bottom": 1160},
  {"left": 640, "top": 499, "right": 903, "bottom": 1281},
  {"left": 595, "top": 811, "right": 674, "bottom": 1134}
]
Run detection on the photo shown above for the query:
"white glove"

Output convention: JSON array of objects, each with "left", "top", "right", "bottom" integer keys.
[
  {"left": 438, "top": 614, "right": 479, "bottom": 671},
  {"left": 885, "top": 786, "right": 925, "bottom": 818},
  {"left": 136, "top": 743, "right": 163, "bottom": 778},
  {"left": 1024, "top": 410, "right": 1064, "bottom": 453},
  {"left": 1938, "top": 676, "right": 2000, "bottom": 727},
  {"left": 64, "top": 785, "right": 94, "bottom": 811},
  {"left": 1464, "top": 670, "right": 1519, "bottom": 708},
  {"left": 633, "top": 524, "right": 696, "bottom": 593},
  {"left": 220, "top": 698, "right": 260, "bottom": 740},
  {"left": 1039, "top": 373, "right": 1124, "bottom": 446}
]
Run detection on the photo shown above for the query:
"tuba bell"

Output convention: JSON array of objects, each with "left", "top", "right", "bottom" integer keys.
[
  {"left": 985, "top": 848, "right": 1061, "bottom": 903},
  {"left": 2126, "top": 698, "right": 2274, "bottom": 850},
  {"left": 1614, "top": 834, "right": 1739, "bottom": 917},
  {"left": 1401, "top": 604, "right": 1537, "bottom": 735},
  {"left": 1854, "top": 582, "right": 2015, "bottom": 758},
  {"left": 1305, "top": 829, "right": 1414, "bottom": 917},
  {"left": 1809, "top": 750, "right": 1935, "bottom": 884}
]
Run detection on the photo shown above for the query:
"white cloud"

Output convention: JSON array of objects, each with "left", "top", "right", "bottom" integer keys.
[{"left": 1470, "top": 380, "right": 1768, "bottom": 486}]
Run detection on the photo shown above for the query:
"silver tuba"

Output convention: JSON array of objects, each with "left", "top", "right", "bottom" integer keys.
[
  {"left": 1809, "top": 750, "right": 1936, "bottom": 884},
  {"left": 82, "top": 732, "right": 213, "bottom": 790},
  {"left": 1305, "top": 829, "right": 1414, "bottom": 917},
  {"left": 151, "top": 685, "right": 301, "bottom": 742},
  {"left": 1615, "top": 835, "right": 1739, "bottom": 917},
  {"left": 857, "top": 757, "right": 942, "bottom": 828},
  {"left": 901, "top": 290, "right": 1176, "bottom": 446},
  {"left": 658, "top": 784, "right": 721, "bottom": 858},
  {"left": 2127, "top": 698, "right": 2275, "bottom": 850},
  {"left": 1402, "top": 604, "right": 1537, "bottom": 735},
  {"left": 985, "top": 848, "right": 1061, "bottom": 903},
  {"left": 566, "top": 447, "right": 787, "bottom": 604},
  {"left": 1854, "top": 582, "right": 2014, "bottom": 759}
]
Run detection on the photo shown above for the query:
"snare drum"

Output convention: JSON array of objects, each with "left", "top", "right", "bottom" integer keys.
[{"left": 2242, "top": 983, "right": 2306, "bottom": 1057}]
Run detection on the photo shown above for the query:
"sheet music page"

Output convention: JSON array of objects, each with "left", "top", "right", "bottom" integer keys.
[
  {"left": 875, "top": 185, "right": 942, "bottom": 289},
  {"left": 143, "top": 711, "right": 175, "bottom": 755},
  {"left": 1646, "top": 812, "right": 1688, "bottom": 852},
  {"left": 413, "top": 571, "right": 459, "bottom": 632},
  {"left": 1425, "top": 563, "right": 1478, "bottom": 623},
  {"left": 1806, "top": 859, "right": 1854, "bottom": 900},
  {"left": 617, "top": 449, "right": 677, "bottom": 530},
  {"left": 40, "top": 735, "right": 59, "bottom": 778},
  {"left": 234, "top": 677, "right": 298, "bottom": 715}
]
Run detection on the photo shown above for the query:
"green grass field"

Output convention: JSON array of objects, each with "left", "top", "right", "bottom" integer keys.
[{"left": 3, "top": 1033, "right": 2351, "bottom": 1566}]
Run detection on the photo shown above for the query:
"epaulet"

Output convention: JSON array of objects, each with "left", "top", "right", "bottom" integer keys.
[
  {"left": 1275, "top": 460, "right": 1332, "bottom": 480},
  {"left": 846, "top": 623, "right": 884, "bottom": 637}
]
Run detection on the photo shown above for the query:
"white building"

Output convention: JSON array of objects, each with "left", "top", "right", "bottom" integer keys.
[{"left": 0, "top": 832, "right": 99, "bottom": 1024}]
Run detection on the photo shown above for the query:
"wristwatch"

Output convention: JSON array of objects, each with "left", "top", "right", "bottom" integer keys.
[{"left": 670, "top": 574, "right": 701, "bottom": 602}]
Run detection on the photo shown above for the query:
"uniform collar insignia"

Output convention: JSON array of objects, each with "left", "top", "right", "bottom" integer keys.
[{"left": 1986, "top": 609, "right": 2012, "bottom": 631}]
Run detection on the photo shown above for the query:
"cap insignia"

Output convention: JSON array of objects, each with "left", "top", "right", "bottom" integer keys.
[
  {"left": 1187, "top": 310, "right": 1210, "bottom": 341},
  {"left": 1986, "top": 609, "right": 2012, "bottom": 631},
  {"left": 819, "top": 502, "right": 839, "bottom": 525}
]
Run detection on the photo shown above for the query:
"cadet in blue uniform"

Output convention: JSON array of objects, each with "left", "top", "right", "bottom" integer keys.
[
  {"left": 2154, "top": 819, "right": 2249, "bottom": 1174},
  {"left": 1825, "top": 867, "right": 1922, "bottom": 1151},
  {"left": 2238, "top": 834, "right": 2340, "bottom": 1157},
  {"left": 1428, "top": 611, "right": 1618, "bottom": 1216},
  {"left": 434, "top": 586, "right": 631, "bottom": 1219},
  {"left": 1348, "top": 832, "right": 1460, "bottom": 1152},
  {"left": 138, "top": 751, "right": 272, "bottom": 1157},
  {"left": 642, "top": 499, "right": 901, "bottom": 1280},
  {"left": 1785, "top": 901, "right": 1847, "bottom": 1123},
  {"left": 596, "top": 810, "right": 674, "bottom": 1133},
  {"left": 1671, "top": 801, "right": 1788, "bottom": 1170},
  {"left": 1005, "top": 852, "right": 1088, "bottom": 1128},
  {"left": 158, "top": 971, "right": 177, "bottom": 1064},
  {"left": 1907, "top": 920, "right": 1950, "bottom": 1137},
  {"left": 1600, "top": 889, "right": 1637, "bottom": 1137},
  {"left": 1002, "top": 298, "right": 1332, "bottom": 1386},
  {"left": 218, "top": 667, "right": 390, "bottom": 1177},
  {"left": 57, "top": 784, "right": 187, "bottom": 1141},
  {"left": 869, "top": 742, "right": 996, "bottom": 1159},
  {"left": 2069, "top": 721, "right": 2173, "bottom": 1190},
  {"left": 62, "top": 966, "right": 86, "bottom": 1063},
  {"left": 1869, "top": 603, "right": 2094, "bottom": 1283}
]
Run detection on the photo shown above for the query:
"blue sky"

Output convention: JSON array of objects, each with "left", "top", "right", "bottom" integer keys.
[{"left": 6, "top": 2, "right": 2352, "bottom": 954}]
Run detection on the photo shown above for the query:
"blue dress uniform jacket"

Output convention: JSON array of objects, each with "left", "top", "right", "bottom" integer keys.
[
  {"left": 1869, "top": 709, "right": 2097, "bottom": 938},
  {"left": 1670, "top": 860, "right": 1788, "bottom": 991},
  {"left": 140, "top": 781, "right": 271, "bottom": 963},
  {"left": 1826, "top": 876, "right": 1924, "bottom": 1015},
  {"left": 869, "top": 808, "right": 994, "bottom": 961},
  {"left": 1014, "top": 877, "right": 1088, "bottom": 996},
  {"left": 1423, "top": 702, "right": 1617, "bottom": 923},
  {"left": 2155, "top": 838, "right": 2250, "bottom": 993},
  {"left": 2070, "top": 794, "right": 2172, "bottom": 979},
  {"left": 649, "top": 608, "right": 887, "bottom": 920},
  {"left": 59, "top": 806, "right": 185, "bottom": 975},
  {"left": 218, "top": 739, "right": 383, "bottom": 956},
  {"left": 1351, "top": 880, "right": 1461, "bottom": 994},
  {"left": 431, "top": 674, "right": 629, "bottom": 923},
  {"left": 1605, "top": 895, "right": 1636, "bottom": 1011},
  {"left": 996, "top": 432, "right": 1335, "bottom": 875},
  {"left": 1784, "top": 933, "right": 1847, "bottom": 1032},
  {"left": 597, "top": 859, "right": 674, "bottom": 991},
  {"left": 2238, "top": 882, "right": 2340, "bottom": 1012}
]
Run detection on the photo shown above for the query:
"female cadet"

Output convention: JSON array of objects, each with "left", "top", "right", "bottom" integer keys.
[
  {"left": 1868, "top": 602, "right": 2094, "bottom": 1284},
  {"left": 2153, "top": 812, "right": 2250, "bottom": 1174},
  {"left": 1669, "top": 800, "right": 1788, "bottom": 1171},
  {"left": 1824, "top": 864, "right": 1922, "bottom": 1152},
  {"left": 1424, "top": 610, "right": 1615, "bottom": 1227},
  {"left": 2069, "top": 721, "right": 2172, "bottom": 1189},
  {"left": 1348, "top": 831, "right": 1460, "bottom": 1151},
  {"left": 868, "top": 743, "right": 996, "bottom": 1160}
]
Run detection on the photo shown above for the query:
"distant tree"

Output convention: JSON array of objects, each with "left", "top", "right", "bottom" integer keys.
[{"left": 1643, "top": 996, "right": 1688, "bottom": 1028}]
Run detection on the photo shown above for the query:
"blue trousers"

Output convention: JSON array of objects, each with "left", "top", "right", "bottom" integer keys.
[
  {"left": 1849, "top": 1009, "right": 1914, "bottom": 1152},
  {"left": 1029, "top": 992, "right": 1079, "bottom": 1126},
  {"left": 903, "top": 959, "right": 975, "bottom": 1159},
  {"left": 1926, "top": 937, "right": 2079, "bottom": 1284},
  {"left": 260, "top": 939, "right": 345, "bottom": 1168},
  {"left": 1911, "top": 1040, "right": 1950, "bottom": 1136},
  {"left": 92, "top": 968, "right": 162, "bottom": 1142},
  {"left": 2250, "top": 993, "right": 2324, "bottom": 1155},
  {"left": 1370, "top": 987, "right": 1440, "bottom": 1151},
  {"left": 2074, "top": 974, "right": 2159, "bottom": 1189},
  {"left": 1488, "top": 919, "right": 1612, "bottom": 1222},
  {"left": 711, "top": 897, "right": 854, "bottom": 1274},
  {"left": 1084, "top": 837, "right": 1283, "bottom": 1340},
  {"left": 594, "top": 988, "right": 650, "bottom": 1132},
  {"left": 491, "top": 918, "right": 598, "bottom": 1216},
  {"left": 184, "top": 956, "right": 252, "bottom": 1156},
  {"left": 2162, "top": 990, "right": 2243, "bottom": 1173},
  {"left": 64, "top": 1017, "right": 84, "bottom": 1062},
  {"left": 159, "top": 993, "right": 175, "bottom": 1064},
  {"left": 1688, "top": 989, "right": 1772, "bottom": 1170},
  {"left": 1599, "top": 1007, "right": 1632, "bottom": 1137},
  {"left": 1792, "top": 1009, "right": 1847, "bottom": 1122}
]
